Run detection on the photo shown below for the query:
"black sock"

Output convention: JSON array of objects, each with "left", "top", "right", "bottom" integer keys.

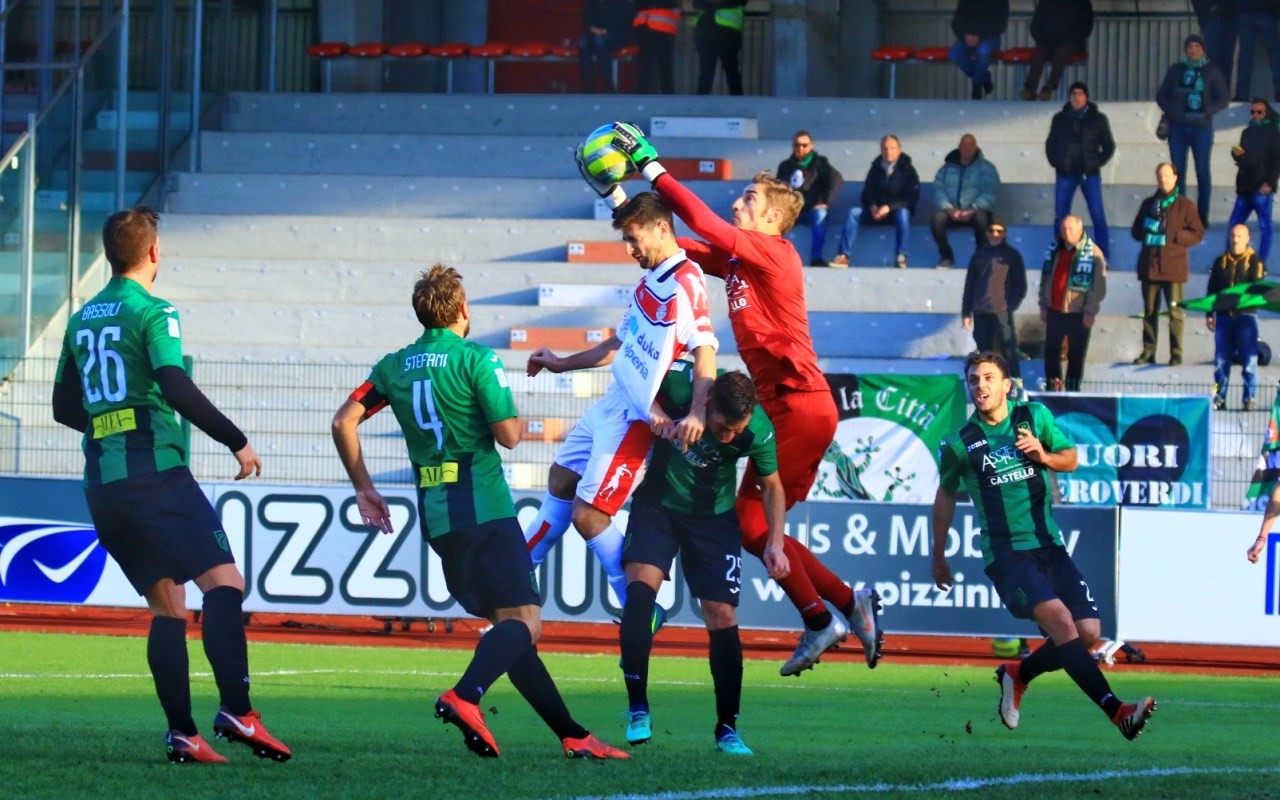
[
  {"left": 803, "top": 609, "right": 833, "bottom": 632},
  {"left": 506, "top": 645, "right": 588, "bottom": 740},
  {"left": 455, "top": 619, "right": 532, "bottom": 704},
  {"left": 1018, "top": 638, "right": 1062, "bottom": 684},
  {"left": 708, "top": 626, "right": 742, "bottom": 731},
  {"left": 620, "top": 582, "right": 657, "bottom": 710},
  {"left": 148, "top": 616, "right": 196, "bottom": 735},
  {"left": 201, "top": 586, "right": 251, "bottom": 716},
  {"left": 1057, "top": 638, "right": 1123, "bottom": 718}
]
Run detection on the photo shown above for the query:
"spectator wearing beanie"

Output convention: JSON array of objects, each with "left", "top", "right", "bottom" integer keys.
[{"left": 1045, "top": 81, "right": 1116, "bottom": 259}]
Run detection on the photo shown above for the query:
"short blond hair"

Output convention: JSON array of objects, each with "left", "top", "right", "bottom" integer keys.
[
  {"left": 751, "top": 170, "right": 804, "bottom": 233},
  {"left": 412, "top": 264, "right": 466, "bottom": 329}
]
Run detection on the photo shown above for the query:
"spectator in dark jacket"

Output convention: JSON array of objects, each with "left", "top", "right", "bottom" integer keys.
[
  {"left": 1228, "top": 98, "right": 1280, "bottom": 262},
  {"left": 1131, "top": 162, "right": 1206, "bottom": 366},
  {"left": 962, "top": 217, "right": 1027, "bottom": 384},
  {"left": 1232, "top": 0, "right": 1280, "bottom": 101},
  {"left": 1020, "top": 0, "right": 1094, "bottom": 101},
  {"left": 829, "top": 135, "right": 920, "bottom": 269},
  {"left": 777, "top": 130, "right": 844, "bottom": 266},
  {"left": 1207, "top": 224, "right": 1267, "bottom": 410},
  {"left": 1192, "top": 0, "right": 1239, "bottom": 89},
  {"left": 579, "top": 0, "right": 634, "bottom": 93},
  {"left": 931, "top": 133, "right": 1001, "bottom": 267},
  {"left": 693, "top": 0, "right": 747, "bottom": 95},
  {"left": 1156, "top": 34, "right": 1230, "bottom": 226},
  {"left": 1046, "top": 81, "right": 1116, "bottom": 259},
  {"left": 949, "top": 0, "right": 1009, "bottom": 100}
]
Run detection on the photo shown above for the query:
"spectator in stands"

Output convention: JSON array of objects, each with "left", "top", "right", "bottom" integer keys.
[
  {"left": 1020, "top": 0, "right": 1094, "bottom": 101},
  {"left": 693, "top": 0, "right": 746, "bottom": 95},
  {"left": 1207, "top": 224, "right": 1267, "bottom": 410},
  {"left": 948, "top": 0, "right": 1009, "bottom": 100},
  {"left": 962, "top": 217, "right": 1027, "bottom": 388},
  {"left": 1039, "top": 215, "right": 1107, "bottom": 391},
  {"left": 1228, "top": 98, "right": 1280, "bottom": 263},
  {"left": 579, "top": 0, "right": 633, "bottom": 93},
  {"left": 931, "top": 132, "right": 1000, "bottom": 268},
  {"left": 1157, "top": 34, "right": 1230, "bottom": 227},
  {"left": 828, "top": 135, "right": 919, "bottom": 269},
  {"left": 1193, "top": 0, "right": 1239, "bottom": 90},
  {"left": 1232, "top": 0, "right": 1280, "bottom": 102},
  {"left": 633, "top": 3, "right": 680, "bottom": 94},
  {"left": 1131, "top": 162, "right": 1205, "bottom": 367},
  {"left": 777, "top": 131, "right": 844, "bottom": 267},
  {"left": 1046, "top": 81, "right": 1116, "bottom": 260}
]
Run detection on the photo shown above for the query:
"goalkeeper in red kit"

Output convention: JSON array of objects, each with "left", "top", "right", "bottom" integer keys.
[{"left": 603, "top": 122, "right": 884, "bottom": 675}]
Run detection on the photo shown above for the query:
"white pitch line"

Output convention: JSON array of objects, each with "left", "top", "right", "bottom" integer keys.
[{"left": 564, "top": 766, "right": 1280, "bottom": 800}]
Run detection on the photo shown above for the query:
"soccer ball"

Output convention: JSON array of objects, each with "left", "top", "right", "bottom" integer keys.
[
  {"left": 579, "top": 123, "right": 636, "bottom": 186},
  {"left": 991, "top": 637, "right": 1022, "bottom": 658}
]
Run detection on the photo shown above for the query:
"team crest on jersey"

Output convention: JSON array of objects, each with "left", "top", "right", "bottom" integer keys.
[
  {"left": 0, "top": 518, "right": 107, "bottom": 603},
  {"left": 633, "top": 283, "right": 676, "bottom": 327}
]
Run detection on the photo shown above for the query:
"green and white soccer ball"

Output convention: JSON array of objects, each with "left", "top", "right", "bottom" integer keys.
[{"left": 579, "top": 123, "right": 636, "bottom": 186}]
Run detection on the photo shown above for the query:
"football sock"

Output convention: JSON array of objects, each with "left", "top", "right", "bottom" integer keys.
[
  {"left": 201, "top": 586, "right": 252, "bottom": 716},
  {"left": 736, "top": 497, "right": 830, "bottom": 622},
  {"left": 454, "top": 619, "right": 532, "bottom": 704},
  {"left": 787, "top": 536, "right": 855, "bottom": 612},
  {"left": 1057, "top": 637, "right": 1124, "bottom": 718},
  {"left": 506, "top": 645, "right": 589, "bottom": 741},
  {"left": 526, "top": 493, "right": 572, "bottom": 566},
  {"left": 1018, "top": 638, "right": 1062, "bottom": 684},
  {"left": 148, "top": 615, "right": 196, "bottom": 735},
  {"left": 585, "top": 523, "right": 629, "bottom": 607},
  {"left": 708, "top": 625, "right": 743, "bottom": 730},
  {"left": 620, "top": 582, "right": 657, "bottom": 709}
]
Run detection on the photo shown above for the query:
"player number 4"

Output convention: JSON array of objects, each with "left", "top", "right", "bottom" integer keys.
[{"left": 412, "top": 379, "right": 445, "bottom": 449}]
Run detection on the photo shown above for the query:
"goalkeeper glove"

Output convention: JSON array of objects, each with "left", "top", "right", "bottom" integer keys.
[
  {"left": 576, "top": 143, "right": 630, "bottom": 209},
  {"left": 611, "top": 122, "right": 659, "bottom": 170}
]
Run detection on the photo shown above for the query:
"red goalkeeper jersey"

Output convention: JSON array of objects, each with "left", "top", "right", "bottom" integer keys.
[{"left": 654, "top": 172, "right": 829, "bottom": 396}]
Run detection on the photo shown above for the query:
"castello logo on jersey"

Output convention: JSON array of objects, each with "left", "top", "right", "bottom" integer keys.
[{"left": 0, "top": 518, "right": 107, "bottom": 603}]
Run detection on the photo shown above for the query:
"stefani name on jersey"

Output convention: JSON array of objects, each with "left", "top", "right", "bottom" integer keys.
[{"left": 404, "top": 352, "right": 449, "bottom": 371}]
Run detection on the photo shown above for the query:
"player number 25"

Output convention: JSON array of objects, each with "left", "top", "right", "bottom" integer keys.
[{"left": 75, "top": 326, "right": 127, "bottom": 404}]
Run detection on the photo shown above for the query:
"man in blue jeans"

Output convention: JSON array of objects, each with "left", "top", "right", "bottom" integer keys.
[
  {"left": 948, "top": 0, "right": 1008, "bottom": 100},
  {"left": 1227, "top": 98, "right": 1280, "bottom": 263},
  {"left": 1157, "top": 34, "right": 1230, "bottom": 226},
  {"left": 1207, "top": 224, "right": 1267, "bottom": 411},
  {"left": 1046, "top": 82, "right": 1116, "bottom": 259},
  {"left": 828, "top": 135, "right": 919, "bottom": 269}
]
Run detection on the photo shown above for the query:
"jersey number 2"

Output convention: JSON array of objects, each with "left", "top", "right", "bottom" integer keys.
[
  {"left": 412, "top": 379, "right": 444, "bottom": 449},
  {"left": 75, "top": 326, "right": 127, "bottom": 403}
]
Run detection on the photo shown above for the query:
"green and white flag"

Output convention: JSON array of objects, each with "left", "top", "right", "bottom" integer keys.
[{"left": 810, "top": 374, "right": 966, "bottom": 503}]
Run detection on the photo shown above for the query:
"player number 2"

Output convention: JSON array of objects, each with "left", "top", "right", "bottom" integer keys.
[
  {"left": 75, "top": 326, "right": 127, "bottom": 403},
  {"left": 412, "top": 379, "right": 445, "bottom": 449}
]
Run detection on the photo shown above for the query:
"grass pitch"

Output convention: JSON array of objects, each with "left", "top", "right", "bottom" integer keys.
[{"left": 0, "top": 631, "right": 1276, "bottom": 800}]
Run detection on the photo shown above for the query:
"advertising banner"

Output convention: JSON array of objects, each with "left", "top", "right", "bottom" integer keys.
[
  {"left": 1029, "top": 393, "right": 1211, "bottom": 508},
  {"left": 810, "top": 374, "right": 967, "bottom": 504},
  {"left": 0, "top": 476, "right": 1117, "bottom": 639}
]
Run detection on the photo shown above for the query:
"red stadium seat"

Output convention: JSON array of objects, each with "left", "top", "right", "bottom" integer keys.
[
  {"left": 387, "top": 42, "right": 429, "bottom": 58},
  {"left": 510, "top": 42, "right": 551, "bottom": 58},
  {"left": 429, "top": 42, "right": 470, "bottom": 58},
  {"left": 306, "top": 42, "right": 349, "bottom": 92},
  {"left": 998, "top": 47, "right": 1035, "bottom": 64},
  {"left": 552, "top": 45, "right": 579, "bottom": 58},
  {"left": 471, "top": 43, "right": 511, "bottom": 93},
  {"left": 871, "top": 46, "right": 915, "bottom": 98},
  {"left": 348, "top": 42, "right": 387, "bottom": 58},
  {"left": 914, "top": 46, "right": 950, "bottom": 63}
]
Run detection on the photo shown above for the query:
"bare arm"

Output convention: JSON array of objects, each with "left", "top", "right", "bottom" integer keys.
[
  {"left": 526, "top": 334, "right": 620, "bottom": 377},
  {"left": 331, "top": 397, "right": 393, "bottom": 533},
  {"left": 1249, "top": 484, "right": 1280, "bottom": 563},
  {"left": 758, "top": 470, "right": 791, "bottom": 579},
  {"left": 672, "top": 344, "right": 716, "bottom": 451},
  {"left": 931, "top": 487, "right": 957, "bottom": 590},
  {"left": 490, "top": 417, "right": 522, "bottom": 450}
]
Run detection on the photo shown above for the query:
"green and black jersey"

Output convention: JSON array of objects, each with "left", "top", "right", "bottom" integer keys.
[
  {"left": 55, "top": 277, "right": 188, "bottom": 486},
  {"left": 634, "top": 363, "right": 777, "bottom": 516},
  {"left": 938, "top": 400, "right": 1073, "bottom": 565},
  {"left": 362, "top": 328, "right": 518, "bottom": 538}
]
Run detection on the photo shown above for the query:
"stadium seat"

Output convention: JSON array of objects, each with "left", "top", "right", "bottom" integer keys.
[
  {"left": 612, "top": 44, "right": 639, "bottom": 87},
  {"left": 661, "top": 157, "right": 733, "bottom": 180},
  {"left": 509, "top": 326, "right": 615, "bottom": 350},
  {"left": 387, "top": 42, "right": 430, "bottom": 58},
  {"left": 871, "top": 45, "right": 914, "bottom": 98},
  {"left": 470, "top": 42, "right": 511, "bottom": 93},
  {"left": 914, "top": 46, "right": 950, "bottom": 63},
  {"left": 306, "top": 41, "right": 349, "bottom": 92},
  {"left": 552, "top": 45, "right": 578, "bottom": 58},
  {"left": 429, "top": 42, "right": 470, "bottom": 93},
  {"left": 998, "top": 46, "right": 1035, "bottom": 64},
  {"left": 510, "top": 42, "right": 551, "bottom": 58},
  {"left": 519, "top": 418, "right": 567, "bottom": 442},
  {"left": 349, "top": 42, "right": 388, "bottom": 58},
  {"left": 566, "top": 241, "right": 631, "bottom": 263}
]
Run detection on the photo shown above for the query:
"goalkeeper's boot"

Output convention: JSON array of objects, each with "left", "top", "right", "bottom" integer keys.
[
  {"left": 779, "top": 615, "right": 847, "bottom": 676},
  {"left": 165, "top": 731, "right": 227, "bottom": 764},
  {"left": 435, "top": 689, "right": 500, "bottom": 758},
  {"left": 212, "top": 707, "right": 292, "bottom": 762},
  {"left": 995, "top": 661, "right": 1027, "bottom": 730},
  {"left": 1112, "top": 697, "right": 1156, "bottom": 741},
  {"left": 715, "top": 725, "right": 754, "bottom": 756},
  {"left": 562, "top": 732, "right": 630, "bottom": 760},
  {"left": 845, "top": 588, "right": 884, "bottom": 668},
  {"left": 625, "top": 708, "right": 652, "bottom": 745}
]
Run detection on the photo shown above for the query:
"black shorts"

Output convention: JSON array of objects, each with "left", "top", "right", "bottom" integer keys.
[
  {"left": 427, "top": 517, "right": 540, "bottom": 618},
  {"left": 622, "top": 498, "right": 742, "bottom": 606},
  {"left": 84, "top": 467, "right": 235, "bottom": 595},
  {"left": 984, "top": 546, "right": 1100, "bottom": 622}
]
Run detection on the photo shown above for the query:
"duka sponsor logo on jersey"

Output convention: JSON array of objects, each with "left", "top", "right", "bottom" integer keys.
[{"left": 0, "top": 518, "right": 107, "bottom": 603}]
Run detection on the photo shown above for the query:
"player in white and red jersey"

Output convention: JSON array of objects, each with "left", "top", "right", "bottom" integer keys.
[
  {"left": 524, "top": 192, "right": 718, "bottom": 611},
  {"left": 610, "top": 123, "right": 883, "bottom": 675}
]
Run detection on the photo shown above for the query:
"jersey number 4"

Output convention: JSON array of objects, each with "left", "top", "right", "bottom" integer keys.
[
  {"left": 412, "top": 379, "right": 444, "bottom": 449},
  {"left": 75, "top": 326, "right": 127, "bottom": 403}
]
